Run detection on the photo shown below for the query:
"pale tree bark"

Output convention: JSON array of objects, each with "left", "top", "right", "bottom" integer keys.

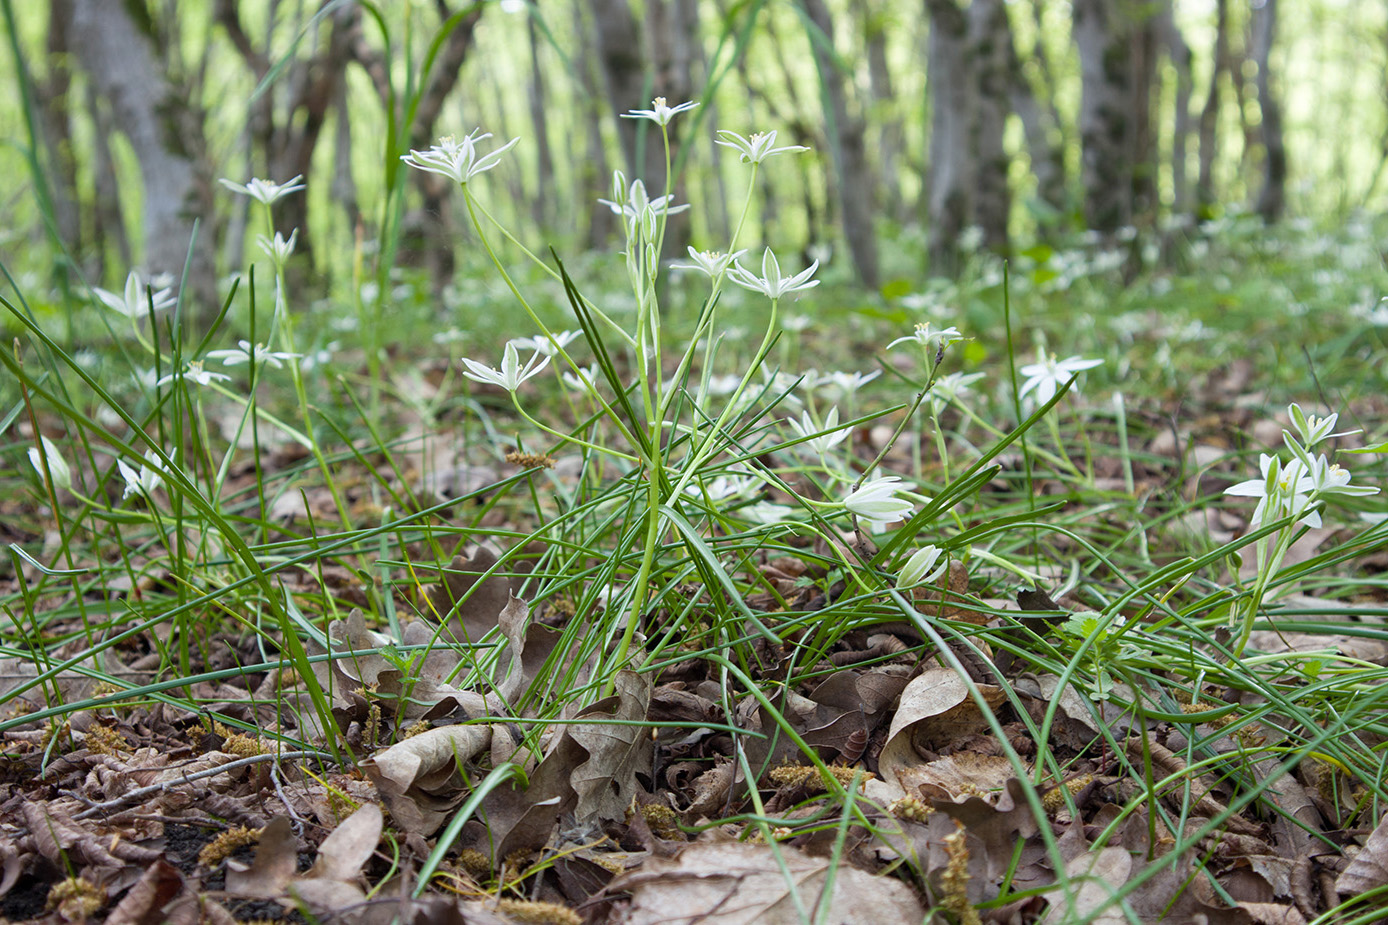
[
  {"left": 525, "top": 10, "right": 556, "bottom": 234},
  {"left": 925, "top": 0, "right": 971, "bottom": 272},
  {"left": 923, "top": 0, "right": 1012, "bottom": 270},
  {"left": 1196, "top": 0, "right": 1229, "bottom": 216},
  {"left": 1250, "top": 0, "right": 1286, "bottom": 222},
  {"left": 861, "top": 7, "right": 905, "bottom": 223},
  {"left": 573, "top": 2, "right": 616, "bottom": 248},
  {"left": 1006, "top": 4, "right": 1068, "bottom": 229},
  {"left": 69, "top": 0, "right": 217, "bottom": 326},
  {"left": 1161, "top": 3, "right": 1194, "bottom": 217},
  {"left": 1072, "top": 0, "right": 1160, "bottom": 234},
  {"left": 970, "top": 0, "right": 1011, "bottom": 255},
  {"left": 801, "top": 0, "right": 879, "bottom": 289}
]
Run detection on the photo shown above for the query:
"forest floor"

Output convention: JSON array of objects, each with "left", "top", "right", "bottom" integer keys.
[{"left": 2, "top": 217, "right": 1388, "bottom": 924}]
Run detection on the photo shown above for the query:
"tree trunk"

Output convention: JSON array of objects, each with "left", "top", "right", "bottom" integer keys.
[
  {"left": 70, "top": 0, "right": 217, "bottom": 327},
  {"left": 969, "top": 0, "right": 1012, "bottom": 254},
  {"left": 1072, "top": 0, "right": 1159, "bottom": 234},
  {"left": 925, "top": 0, "right": 972, "bottom": 273},
  {"left": 862, "top": 8, "right": 905, "bottom": 223},
  {"left": 1007, "top": 5, "right": 1068, "bottom": 229},
  {"left": 574, "top": 1, "right": 616, "bottom": 248},
  {"left": 801, "top": 0, "right": 879, "bottom": 288},
  {"left": 1196, "top": 0, "right": 1228, "bottom": 217},
  {"left": 1161, "top": 3, "right": 1194, "bottom": 217},
  {"left": 526, "top": 10, "right": 555, "bottom": 234},
  {"left": 591, "top": 0, "right": 656, "bottom": 187},
  {"left": 1250, "top": 0, "right": 1286, "bottom": 222},
  {"left": 34, "top": 0, "right": 81, "bottom": 262}
]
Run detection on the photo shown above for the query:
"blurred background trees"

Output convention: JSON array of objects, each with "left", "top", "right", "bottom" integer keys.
[{"left": 3, "top": 0, "right": 1373, "bottom": 307}]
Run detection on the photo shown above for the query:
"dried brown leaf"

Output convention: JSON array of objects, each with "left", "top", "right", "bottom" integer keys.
[
  {"left": 225, "top": 815, "right": 298, "bottom": 899},
  {"left": 363, "top": 724, "right": 492, "bottom": 835},
  {"left": 877, "top": 668, "right": 1005, "bottom": 799},
  {"left": 103, "top": 859, "right": 183, "bottom": 925},
  {"left": 610, "top": 841, "right": 924, "bottom": 924},
  {"left": 307, "top": 802, "right": 383, "bottom": 883},
  {"left": 1336, "top": 810, "right": 1388, "bottom": 898},
  {"left": 567, "top": 670, "right": 653, "bottom": 824}
]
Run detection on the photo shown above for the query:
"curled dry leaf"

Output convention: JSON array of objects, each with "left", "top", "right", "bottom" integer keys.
[
  {"left": 877, "top": 667, "right": 1005, "bottom": 801},
  {"left": 609, "top": 840, "right": 924, "bottom": 925},
  {"left": 363, "top": 724, "right": 492, "bottom": 835}
]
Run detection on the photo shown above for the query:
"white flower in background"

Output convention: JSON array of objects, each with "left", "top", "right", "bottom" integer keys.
[
  {"left": 219, "top": 175, "right": 305, "bottom": 206},
  {"left": 760, "top": 368, "right": 810, "bottom": 409},
  {"left": 843, "top": 474, "right": 913, "bottom": 526},
  {"left": 509, "top": 329, "right": 581, "bottom": 357},
  {"left": 684, "top": 474, "right": 758, "bottom": 503},
  {"left": 671, "top": 247, "right": 745, "bottom": 279},
  {"left": 743, "top": 501, "right": 794, "bottom": 525},
  {"left": 598, "top": 175, "right": 689, "bottom": 237},
  {"left": 206, "top": 340, "right": 301, "bottom": 368},
  {"left": 117, "top": 450, "right": 167, "bottom": 499},
  {"left": 786, "top": 407, "right": 851, "bottom": 457},
  {"left": 461, "top": 343, "right": 550, "bottom": 392},
  {"left": 705, "top": 374, "right": 743, "bottom": 396},
  {"left": 898, "top": 545, "right": 947, "bottom": 587},
  {"left": 782, "top": 314, "right": 813, "bottom": 333},
  {"left": 622, "top": 97, "right": 699, "bottom": 126},
  {"left": 401, "top": 131, "right": 519, "bottom": 185},
  {"left": 727, "top": 248, "right": 820, "bottom": 300},
  {"left": 561, "top": 364, "right": 600, "bottom": 392},
  {"left": 1225, "top": 453, "right": 1319, "bottom": 528},
  {"left": 887, "top": 322, "right": 963, "bottom": 352},
  {"left": 157, "top": 360, "right": 231, "bottom": 388},
  {"left": 817, "top": 370, "right": 880, "bottom": 403},
  {"left": 715, "top": 129, "right": 809, "bottom": 164},
  {"left": 257, "top": 229, "right": 298, "bottom": 266},
  {"left": 1018, "top": 349, "right": 1103, "bottom": 405},
  {"left": 93, "top": 271, "right": 176, "bottom": 319},
  {"left": 28, "top": 435, "right": 71, "bottom": 492},
  {"left": 928, "top": 371, "right": 985, "bottom": 415},
  {"left": 499, "top": 0, "right": 526, "bottom": 12}
]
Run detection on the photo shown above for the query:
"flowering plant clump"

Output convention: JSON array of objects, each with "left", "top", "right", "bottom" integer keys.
[{"left": 1223, "top": 402, "right": 1380, "bottom": 657}]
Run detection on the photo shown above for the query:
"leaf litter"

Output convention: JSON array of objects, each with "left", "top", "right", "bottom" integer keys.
[{"left": 4, "top": 415, "right": 1388, "bottom": 924}]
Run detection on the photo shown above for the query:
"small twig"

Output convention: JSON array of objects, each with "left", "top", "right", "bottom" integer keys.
[{"left": 73, "top": 750, "right": 335, "bottom": 820}]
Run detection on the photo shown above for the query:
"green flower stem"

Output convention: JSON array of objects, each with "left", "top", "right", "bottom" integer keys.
[
  {"left": 510, "top": 397, "right": 637, "bottom": 462},
  {"left": 466, "top": 196, "right": 635, "bottom": 347},
  {"left": 1230, "top": 524, "right": 1297, "bottom": 661}
]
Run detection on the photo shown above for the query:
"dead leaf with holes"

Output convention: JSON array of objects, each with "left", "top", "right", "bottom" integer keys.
[
  {"left": 609, "top": 840, "right": 924, "bottom": 925},
  {"left": 565, "top": 669, "right": 653, "bottom": 824}
]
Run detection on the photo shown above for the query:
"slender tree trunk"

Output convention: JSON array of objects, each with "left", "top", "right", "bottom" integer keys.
[
  {"left": 862, "top": 8, "right": 904, "bottom": 222},
  {"left": 1162, "top": 3, "right": 1194, "bottom": 217},
  {"left": 35, "top": 0, "right": 81, "bottom": 260},
  {"left": 1196, "top": 0, "right": 1228, "bottom": 216},
  {"left": 591, "top": 0, "right": 654, "bottom": 185},
  {"left": 970, "top": 0, "right": 1012, "bottom": 254},
  {"left": 87, "top": 82, "right": 129, "bottom": 278},
  {"left": 801, "top": 0, "right": 879, "bottom": 288},
  {"left": 1072, "top": 0, "right": 1159, "bottom": 234},
  {"left": 574, "top": 2, "right": 616, "bottom": 248},
  {"left": 924, "top": 0, "right": 972, "bottom": 273},
  {"left": 526, "top": 11, "right": 555, "bottom": 235},
  {"left": 1007, "top": 7, "right": 1067, "bottom": 229},
  {"left": 1250, "top": 0, "right": 1286, "bottom": 222},
  {"left": 70, "top": 0, "right": 217, "bottom": 326},
  {"left": 644, "top": 0, "right": 696, "bottom": 255}
]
